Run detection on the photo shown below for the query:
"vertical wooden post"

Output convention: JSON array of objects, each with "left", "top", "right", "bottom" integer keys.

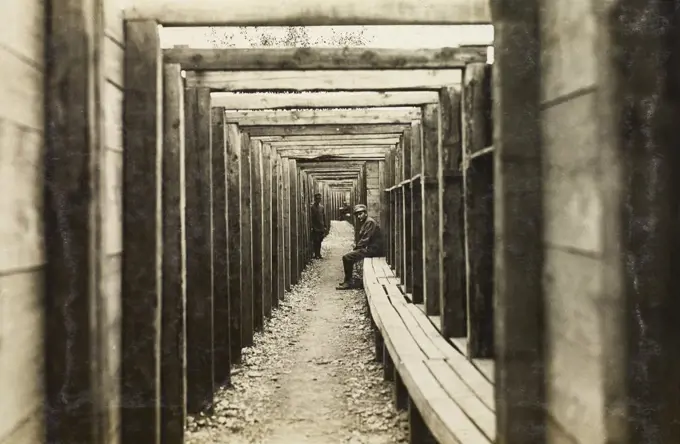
[
  {"left": 395, "top": 144, "right": 403, "bottom": 282},
  {"left": 211, "top": 107, "right": 230, "bottom": 386},
  {"left": 44, "top": 0, "right": 105, "bottom": 440},
  {"left": 251, "top": 140, "right": 264, "bottom": 331},
  {"left": 262, "top": 143, "right": 273, "bottom": 317},
  {"left": 277, "top": 154, "right": 286, "bottom": 300},
  {"left": 289, "top": 159, "right": 299, "bottom": 284},
  {"left": 225, "top": 123, "right": 242, "bottom": 364},
  {"left": 463, "top": 64, "right": 495, "bottom": 357},
  {"left": 439, "top": 87, "right": 466, "bottom": 338},
  {"left": 492, "top": 0, "right": 545, "bottom": 441},
  {"left": 120, "top": 19, "right": 162, "bottom": 444},
  {"left": 385, "top": 150, "right": 394, "bottom": 267},
  {"left": 184, "top": 86, "right": 214, "bottom": 414},
  {"left": 270, "top": 149, "right": 280, "bottom": 308},
  {"left": 160, "top": 63, "right": 186, "bottom": 444},
  {"left": 411, "top": 122, "right": 424, "bottom": 304},
  {"left": 422, "top": 104, "right": 442, "bottom": 315},
  {"left": 240, "top": 132, "right": 254, "bottom": 347},
  {"left": 282, "top": 158, "right": 292, "bottom": 291},
  {"left": 402, "top": 129, "right": 412, "bottom": 293}
]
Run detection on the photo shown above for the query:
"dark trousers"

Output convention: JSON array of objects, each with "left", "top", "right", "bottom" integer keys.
[
  {"left": 342, "top": 247, "right": 381, "bottom": 282},
  {"left": 311, "top": 230, "right": 324, "bottom": 257}
]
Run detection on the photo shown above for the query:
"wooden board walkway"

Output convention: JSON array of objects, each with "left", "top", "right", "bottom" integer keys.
[{"left": 362, "top": 257, "right": 495, "bottom": 444}]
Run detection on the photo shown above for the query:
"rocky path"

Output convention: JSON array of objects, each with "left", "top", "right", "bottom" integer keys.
[{"left": 185, "top": 221, "right": 408, "bottom": 444}]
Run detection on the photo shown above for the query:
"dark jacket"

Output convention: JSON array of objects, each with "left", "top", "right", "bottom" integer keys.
[
  {"left": 310, "top": 203, "right": 326, "bottom": 232},
  {"left": 355, "top": 216, "right": 383, "bottom": 255}
]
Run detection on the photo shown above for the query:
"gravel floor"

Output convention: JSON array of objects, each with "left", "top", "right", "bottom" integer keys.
[{"left": 185, "top": 221, "right": 409, "bottom": 444}]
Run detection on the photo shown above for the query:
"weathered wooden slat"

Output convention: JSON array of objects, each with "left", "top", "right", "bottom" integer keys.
[
  {"left": 277, "top": 154, "right": 287, "bottom": 298},
  {"left": 271, "top": 151, "right": 280, "bottom": 308},
  {"left": 402, "top": 129, "right": 413, "bottom": 293},
  {"left": 168, "top": 48, "right": 486, "bottom": 71},
  {"left": 421, "top": 104, "right": 441, "bottom": 316},
  {"left": 225, "top": 107, "right": 420, "bottom": 126},
  {"left": 439, "top": 87, "right": 466, "bottom": 338},
  {"left": 184, "top": 86, "right": 214, "bottom": 414},
  {"left": 186, "top": 70, "right": 461, "bottom": 91},
  {"left": 251, "top": 139, "right": 264, "bottom": 332},
  {"left": 225, "top": 123, "right": 242, "bottom": 364},
  {"left": 120, "top": 20, "right": 162, "bottom": 444},
  {"left": 279, "top": 153, "right": 387, "bottom": 160},
  {"left": 124, "top": 0, "right": 492, "bottom": 25},
  {"left": 160, "top": 63, "right": 186, "bottom": 444},
  {"left": 410, "top": 122, "right": 424, "bottom": 306},
  {"left": 240, "top": 131, "right": 254, "bottom": 347},
  {"left": 246, "top": 124, "right": 408, "bottom": 137},
  {"left": 211, "top": 107, "right": 231, "bottom": 387},
  {"left": 275, "top": 146, "right": 389, "bottom": 157},
  {"left": 44, "top": 0, "right": 104, "bottom": 441}
]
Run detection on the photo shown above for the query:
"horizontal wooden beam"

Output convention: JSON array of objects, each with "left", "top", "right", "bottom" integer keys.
[
  {"left": 225, "top": 107, "right": 419, "bottom": 126},
  {"left": 124, "top": 0, "right": 492, "bottom": 25},
  {"left": 273, "top": 145, "right": 388, "bottom": 154},
  {"left": 245, "top": 124, "right": 409, "bottom": 137},
  {"left": 253, "top": 134, "right": 401, "bottom": 142},
  {"left": 211, "top": 91, "right": 441, "bottom": 109},
  {"left": 270, "top": 138, "right": 399, "bottom": 147},
  {"left": 187, "top": 70, "right": 461, "bottom": 91},
  {"left": 299, "top": 165, "right": 363, "bottom": 171},
  {"left": 279, "top": 152, "right": 385, "bottom": 160},
  {"left": 297, "top": 160, "right": 366, "bottom": 168},
  {"left": 168, "top": 48, "right": 485, "bottom": 71}
]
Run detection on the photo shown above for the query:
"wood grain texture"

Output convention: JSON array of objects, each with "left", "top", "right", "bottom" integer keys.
[
  {"left": 421, "top": 104, "right": 441, "bottom": 316},
  {"left": 250, "top": 139, "right": 264, "bottom": 332},
  {"left": 120, "top": 19, "right": 162, "bottom": 444},
  {"left": 240, "top": 132, "right": 254, "bottom": 347},
  {"left": 211, "top": 91, "right": 439, "bottom": 109},
  {"left": 167, "top": 47, "right": 486, "bottom": 71},
  {"left": 225, "top": 123, "right": 242, "bottom": 363},
  {"left": 225, "top": 108, "right": 420, "bottom": 126},
  {"left": 184, "top": 86, "right": 214, "bottom": 414},
  {"left": 211, "top": 107, "right": 231, "bottom": 387},
  {"left": 186, "top": 70, "right": 461, "bottom": 91},
  {"left": 160, "top": 63, "right": 186, "bottom": 444},
  {"left": 124, "top": 0, "right": 491, "bottom": 25},
  {"left": 246, "top": 124, "right": 408, "bottom": 137}
]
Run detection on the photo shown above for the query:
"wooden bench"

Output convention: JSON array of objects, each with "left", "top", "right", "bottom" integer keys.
[{"left": 362, "top": 257, "right": 495, "bottom": 444}]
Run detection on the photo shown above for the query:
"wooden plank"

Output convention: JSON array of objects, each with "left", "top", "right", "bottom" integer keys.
[
  {"left": 184, "top": 87, "right": 214, "bottom": 413},
  {"left": 225, "top": 107, "right": 420, "bottom": 126},
  {"left": 275, "top": 147, "right": 388, "bottom": 157},
  {"left": 271, "top": 153, "right": 281, "bottom": 305},
  {"left": 225, "top": 123, "right": 242, "bottom": 363},
  {"left": 270, "top": 138, "right": 400, "bottom": 146},
  {"left": 240, "top": 131, "right": 254, "bottom": 347},
  {"left": 44, "top": 0, "right": 104, "bottom": 441},
  {"left": 168, "top": 48, "right": 486, "bottom": 71},
  {"left": 211, "top": 91, "right": 440, "bottom": 109},
  {"left": 438, "top": 87, "right": 466, "bottom": 338},
  {"left": 262, "top": 143, "right": 273, "bottom": 317},
  {"left": 120, "top": 20, "right": 162, "bottom": 444},
  {"left": 160, "top": 63, "right": 186, "bottom": 444},
  {"left": 246, "top": 124, "right": 408, "bottom": 137},
  {"left": 407, "top": 305, "right": 495, "bottom": 412},
  {"left": 277, "top": 155, "right": 286, "bottom": 299},
  {"left": 186, "top": 70, "right": 462, "bottom": 91},
  {"left": 251, "top": 139, "right": 264, "bottom": 331},
  {"left": 421, "top": 104, "right": 441, "bottom": 316},
  {"left": 402, "top": 129, "right": 413, "bottom": 293},
  {"left": 124, "top": 0, "right": 492, "bottom": 25},
  {"left": 472, "top": 359, "right": 494, "bottom": 383},
  {"left": 211, "top": 107, "right": 231, "bottom": 386},
  {"left": 426, "top": 360, "right": 496, "bottom": 441},
  {"left": 256, "top": 134, "right": 401, "bottom": 143}
]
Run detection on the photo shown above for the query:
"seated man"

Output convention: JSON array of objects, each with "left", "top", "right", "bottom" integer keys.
[{"left": 336, "top": 204, "right": 383, "bottom": 290}]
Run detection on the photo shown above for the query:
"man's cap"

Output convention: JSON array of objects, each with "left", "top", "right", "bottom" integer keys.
[{"left": 353, "top": 204, "right": 367, "bottom": 214}]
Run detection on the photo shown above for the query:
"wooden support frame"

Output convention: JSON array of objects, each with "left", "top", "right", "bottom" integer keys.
[
  {"left": 160, "top": 63, "right": 186, "bottom": 444},
  {"left": 186, "top": 70, "right": 462, "bottom": 91},
  {"left": 211, "top": 91, "right": 441, "bottom": 109},
  {"left": 124, "top": 0, "right": 491, "bottom": 25},
  {"left": 167, "top": 48, "right": 487, "bottom": 71},
  {"left": 224, "top": 108, "right": 421, "bottom": 126},
  {"left": 120, "top": 20, "right": 163, "bottom": 444},
  {"left": 44, "top": 0, "right": 105, "bottom": 440},
  {"left": 184, "top": 86, "right": 214, "bottom": 414},
  {"left": 251, "top": 139, "right": 264, "bottom": 332},
  {"left": 267, "top": 138, "right": 401, "bottom": 146},
  {"left": 240, "top": 131, "right": 254, "bottom": 347},
  {"left": 254, "top": 134, "right": 402, "bottom": 142}
]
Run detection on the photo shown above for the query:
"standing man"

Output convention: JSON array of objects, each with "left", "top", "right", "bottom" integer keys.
[
  {"left": 336, "top": 204, "right": 383, "bottom": 290},
  {"left": 310, "top": 193, "right": 327, "bottom": 259}
]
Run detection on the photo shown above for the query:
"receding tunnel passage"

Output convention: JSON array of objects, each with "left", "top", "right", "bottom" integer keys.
[{"left": 15, "top": 2, "right": 680, "bottom": 444}]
